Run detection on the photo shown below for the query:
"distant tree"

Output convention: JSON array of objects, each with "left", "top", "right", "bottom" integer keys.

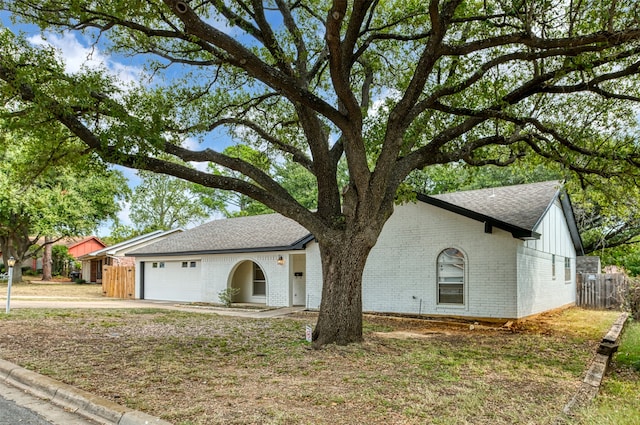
[
  {"left": 405, "top": 161, "right": 564, "bottom": 195},
  {"left": 102, "top": 221, "right": 140, "bottom": 245},
  {"left": 198, "top": 145, "right": 274, "bottom": 217},
  {"left": 129, "top": 169, "right": 210, "bottom": 232},
  {"left": 599, "top": 245, "right": 640, "bottom": 276},
  {"left": 0, "top": 132, "right": 127, "bottom": 282},
  {"left": 51, "top": 244, "right": 74, "bottom": 277},
  {"left": 196, "top": 145, "right": 326, "bottom": 217}
]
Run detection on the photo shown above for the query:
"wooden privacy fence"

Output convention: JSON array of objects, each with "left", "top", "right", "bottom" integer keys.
[
  {"left": 576, "top": 273, "right": 628, "bottom": 310},
  {"left": 102, "top": 265, "right": 135, "bottom": 299}
]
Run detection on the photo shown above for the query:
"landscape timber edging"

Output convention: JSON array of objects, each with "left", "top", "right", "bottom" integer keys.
[{"left": 557, "top": 312, "right": 630, "bottom": 422}]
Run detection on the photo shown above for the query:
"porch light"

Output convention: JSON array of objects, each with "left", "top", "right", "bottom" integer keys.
[
  {"left": 5, "top": 256, "right": 16, "bottom": 314},
  {"left": 277, "top": 255, "right": 285, "bottom": 265}
]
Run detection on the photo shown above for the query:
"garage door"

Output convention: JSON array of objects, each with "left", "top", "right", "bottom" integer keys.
[{"left": 142, "top": 260, "right": 202, "bottom": 302}]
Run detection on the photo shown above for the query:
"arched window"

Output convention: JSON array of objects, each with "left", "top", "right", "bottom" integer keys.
[{"left": 437, "top": 248, "right": 465, "bottom": 305}]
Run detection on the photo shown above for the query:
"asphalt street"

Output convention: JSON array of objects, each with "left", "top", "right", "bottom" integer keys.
[
  {"left": 0, "top": 380, "right": 99, "bottom": 425},
  {"left": 0, "top": 394, "right": 50, "bottom": 425}
]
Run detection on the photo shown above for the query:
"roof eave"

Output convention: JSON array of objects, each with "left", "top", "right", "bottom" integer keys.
[
  {"left": 417, "top": 193, "right": 539, "bottom": 241},
  {"left": 558, "top": 191, "right": 585, "bottom": 255},
  {"left": 80, "top": 229, "right": 183, "bottom": 259},
  {"left": 127, "top": 235, "right": 314, "bottom": 258}
]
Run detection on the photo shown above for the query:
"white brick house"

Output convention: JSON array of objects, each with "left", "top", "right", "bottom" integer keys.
[{"left": 129, "top": 180, "right": 584, "bottom": 321}]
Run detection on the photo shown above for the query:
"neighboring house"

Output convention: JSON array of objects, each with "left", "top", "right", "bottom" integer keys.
[
  {"left": 68, "top": 236, "right": 107, "bottom": 259},
  {"left": 78, "top": 229, "right": 183, "bottom": 283},
  {"left": 25, "top": 236, "right": 106, "bottom": 271},
  {"left": 128, "top": 180, "right": 584, "bottom": 321}
]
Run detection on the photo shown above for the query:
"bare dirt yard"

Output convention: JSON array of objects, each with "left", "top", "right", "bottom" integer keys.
[{"left": 0, "top": 282, "right": 622, "bottom": 425}]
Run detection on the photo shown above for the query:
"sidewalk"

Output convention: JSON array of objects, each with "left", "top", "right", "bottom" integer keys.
[{"left": 5, "top": 297, "right": 306, "bottom": 318}]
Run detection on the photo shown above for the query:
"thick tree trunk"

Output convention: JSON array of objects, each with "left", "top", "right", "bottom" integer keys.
[
  {"left": 1, "top": 238, "right": 23, "bottom": 283},
  {"left": 11, "top": 265, "right": 23, "bottom": 283},
  {"left": 41, "top": 237, "right": 53, "bottom": 281},
  {"left": 312, "top": 235, "right": 373, "bottom": 347}
]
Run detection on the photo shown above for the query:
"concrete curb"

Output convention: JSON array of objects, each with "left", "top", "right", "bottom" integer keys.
[
  {"left": 0, "top": 358, "right": 172, "bottom": 425},
  {"left": 557, "top": 312, "right": 630, "bottom": 422}
]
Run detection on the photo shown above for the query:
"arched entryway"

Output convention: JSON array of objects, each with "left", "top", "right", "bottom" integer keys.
[{"left": 228, "top": 260, "right": 267, "bottom": 305}]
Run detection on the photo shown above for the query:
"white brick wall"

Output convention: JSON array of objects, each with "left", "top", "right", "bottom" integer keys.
[
  {"left": 138, "top": 198, "right": 577, "bottom": 319},
  {"left": 306, "top": 202, "right": 521, "bottom": 318},
  {"left": 306, "top": 200, "right": 577, "bottom": 319},
  {"left": 136, "top": 252, "right": 295, "bottom": 307}
]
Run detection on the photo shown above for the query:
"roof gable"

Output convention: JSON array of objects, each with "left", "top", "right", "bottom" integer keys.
[
  {"left": 67, "top": 236, "right": 106, "bottom": 250},
  {"left": 418, "top": 180, "right": 583, "bottom": 252}
]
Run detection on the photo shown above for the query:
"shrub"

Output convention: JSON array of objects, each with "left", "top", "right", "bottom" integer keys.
[
  {"left": 218, "top": 287, "right": 240, "bottom": 308},
  {"left": 74, "top": 278, "right": 88, "bottom": 285}
]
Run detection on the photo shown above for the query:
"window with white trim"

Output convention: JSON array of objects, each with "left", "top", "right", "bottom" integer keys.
[
  {"left": 437, "top": 248, "right": 465, "bottom": 305},
  {"left": 564, "top": 257, "right": 572, "bottom": 282},
  {"left": 552, "top": 254, "right": 556, "bottom": 279},
  {"left": 253, "top": 263, "right": 266, "bottom": 296}
]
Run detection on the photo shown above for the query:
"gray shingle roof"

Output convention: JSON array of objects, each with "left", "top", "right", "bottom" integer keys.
[
  {"left": 130, "top": 180, "right": 575, "bottom": 257},
  {"left": 129, "top": 213, "right": 312, "bottom": 256},
  {"left": 427, "top": 180, "right": 562, "bottom": 231}
]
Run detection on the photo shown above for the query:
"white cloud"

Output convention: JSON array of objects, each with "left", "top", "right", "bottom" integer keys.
[
  {"left": 368, "top": 88, "right": 402, "bottom": 119},
  {"left": 27, "top": 32, "right": 143, "bottom": 87}
]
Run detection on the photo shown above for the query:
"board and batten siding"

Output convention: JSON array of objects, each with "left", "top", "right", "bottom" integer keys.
[
  {"left": 306, "top": 202, "right": 521, "bottom": 319},
  {"left": 518, "top": 200, "right": 577, "bottom": 317}
]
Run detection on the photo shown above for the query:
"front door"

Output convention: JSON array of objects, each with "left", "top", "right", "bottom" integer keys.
[
  {"left": 89, "top": 260, "right": 103, "bottom": 283},
  {"left": 292, "top": 254, "right": 306, "bottom": 306}
]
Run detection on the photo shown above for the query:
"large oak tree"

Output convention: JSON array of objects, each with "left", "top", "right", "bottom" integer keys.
[{"left": 2, "top": 1, "right": 640, "bottom": 346}]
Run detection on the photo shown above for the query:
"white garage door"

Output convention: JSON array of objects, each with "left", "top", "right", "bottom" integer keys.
[{"left": 143, "top": 260, "right": 202, "bottom": 302}]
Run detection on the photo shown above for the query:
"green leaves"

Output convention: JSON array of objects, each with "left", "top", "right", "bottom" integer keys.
[
  {"left": 128, "top": 168, "right": 210, "bottom": 232},
  {"left": 0, "top": 126, "right": 127, "bottom": 263}
]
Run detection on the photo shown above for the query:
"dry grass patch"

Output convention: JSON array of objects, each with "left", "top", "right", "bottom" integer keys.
[
  {"left": 0, "top": 280, "right": 103, "bottom": 299},
  {"left": 0, "top": 308, "right": 620, "bottom": 425}
]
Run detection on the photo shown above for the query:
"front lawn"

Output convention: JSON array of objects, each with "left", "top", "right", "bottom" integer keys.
[{"left": 0, "top": 307, "right": 622, "bottom": 425}]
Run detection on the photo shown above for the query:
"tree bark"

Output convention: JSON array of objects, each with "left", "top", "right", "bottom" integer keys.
[
  {"left": 41, "top": 237, "right": 53, "bottom": 281},
  {"left": 11, "top": 264, "right": 23, "bottom": 284},
  {"left": 1, "top": 238, "right": 24, "bottom": 283},
  {"left": 312, "top": 233, "right": 374, "bottom": 347}
]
